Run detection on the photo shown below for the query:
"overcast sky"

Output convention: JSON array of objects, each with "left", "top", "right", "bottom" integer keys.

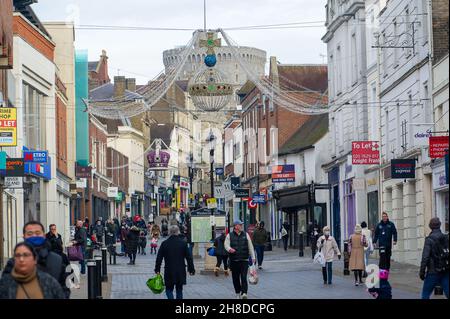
[{"left": 34, "top": 0, "right": 327, "bottom": 84}]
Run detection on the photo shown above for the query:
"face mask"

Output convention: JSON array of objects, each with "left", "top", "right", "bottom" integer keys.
[
  {"left": 324, "top": 231, "right": 330, "bottom": 236},
  {"left": 26, "top": 236, "right": 46, "bottom": 247}
]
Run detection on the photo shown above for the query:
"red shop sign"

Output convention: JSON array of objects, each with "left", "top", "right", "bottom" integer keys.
[
  {"left": 429, "top": 136, "right": 449, "bottom": 159},
  {"left": 352, "top": 141, "right": 380, "bottom": 165}
]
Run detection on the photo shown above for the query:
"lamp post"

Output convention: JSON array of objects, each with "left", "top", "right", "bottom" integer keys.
[{"left": 207, "top": 132, "right": 216, "bottom": 241}]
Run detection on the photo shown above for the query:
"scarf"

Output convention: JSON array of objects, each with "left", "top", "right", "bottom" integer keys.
[{"left": 11, "top": 269, "right": 44, "bottom": 299}]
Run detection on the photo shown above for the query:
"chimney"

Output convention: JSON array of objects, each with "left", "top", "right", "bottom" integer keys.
[
  {"left": 126, "top": 78, "right": 136, "bottom": 92},
  {"left": 114, "top": 76, "right": 126, "bottom": 97}
]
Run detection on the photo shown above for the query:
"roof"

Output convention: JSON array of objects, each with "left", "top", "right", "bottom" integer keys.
[
  {"left": 279, "top": 113, "right": 329, "bottom": 155},
  {"left": 175, "top": 80, "right": 189, "bottom": 92},
  {"left": 277, "top": 64, "right": 328, "bottom": 92},
  {"left": 88, "top": 61, "right": 99, "bottom": 72},
  {"left": 95, "top": 117, "right": 130, "bottom": 135},
  {"left": 150, "top": 124, "right": 175, "bottom": 147},
  {"left": 89, "top": 83, "right": 143, "bottom": 102},
  {"left": 13, "top": 1, "right": 50, "bottom": 38}
]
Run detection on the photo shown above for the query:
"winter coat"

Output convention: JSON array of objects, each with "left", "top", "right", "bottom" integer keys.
[
  {"left": 154, "top": 235, "right": 195, "bottom": 287},
  {"left": 0, "top": 270, "right": 66, "bottom": 299},
  {"left": 120, "top": 226, "right": 128, "bottom": 242},
  {"left": 46, "top": 232, "right": 64, "bottom": 255},
  {"left": 214, "top": 233, "right": 228, "bottom": 256},
  {"left": 225, "top": 231, "right": 256, "bottom": 262},
  {"left": 317, "top": 235, "right": 341, "bottom": 262},
  {"left": 361, "top": 228, "right": 374, "bottom": 252},
  {"left": 373, "top": 220, "right": 397, "bottom": 248},
  {"left": 126, "top": 229, "right": 140, "bottom": 254},
  {"left": 94, "top": 224, "right": 104, "bottom": 237},
  {"left": 348, "top": 233, "right": 367, "bottom": 270},
  {"left": 420, "top": 229, "right": 449, "bottom": 277},
  {"left": 74, "top": 227, "right": 87, "bottom": 249},
  {"left": 252, "top": 228, "right": 268, "bottom": 246}
]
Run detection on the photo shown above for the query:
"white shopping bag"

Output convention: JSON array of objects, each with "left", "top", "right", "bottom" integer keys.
[
  {"left": 248, "top": 264, "right": 259, "bottom": 285},
  {"left": 313, "top": 251, "right": 326, "bottom": 267}
]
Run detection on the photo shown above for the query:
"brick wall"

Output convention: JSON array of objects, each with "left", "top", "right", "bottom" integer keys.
[
  {"left": 432, "top": 0, "right": 449, "bottom": 64},
  {"left": 107, "top": 147, "right": 129, "bottom": 194}
]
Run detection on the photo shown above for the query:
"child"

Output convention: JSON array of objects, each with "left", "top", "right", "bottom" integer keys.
[
  {"left": 368, "top": 269, "right": 392, "bottom": 299},
  {"left": 138, "top": 231, "right": 147, "bottom": 255},
  {"left": 150, "top": 234, "right": 158, "bottom": 254}
]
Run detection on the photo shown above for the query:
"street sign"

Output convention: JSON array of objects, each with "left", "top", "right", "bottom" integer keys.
[
  {"left": 429, "top": 136, "right": 449, "bottom": 159},
  {"left": 0, "top": 158, "right": 24, "bottom": 177},
  {"left": 107, "top": 187, "right": 118, "bottom": 198},
  {"left": 234, "top": 188, "right": 250, "bottom": 198},
  {"left": 0, "top": 108, "right": 17, "bottom": 147},
  {"left": 207, "top": 198, "right": 218, "bottom": 209},
  {"left": 231, "top": 177, "right": 240, "bottom": 190},
  {"left": 215, "top": 167, "right": 224, "bottom": 175},
  {"left": 23, "top": 150, "right": 48, "bottom": 163},
  {"left": 4, "top": 177, "right": 23, "bottom": 189},
  {"left": 391, "top": 159, "right": 416, "bottom": 179},
  {"left": 352, "top": 141, "right": 380, "bottom": 165},
  {"left": 252, "top": 194, "right": 266, "bottom": 204},
  {"left": 248, "top": 199, "right": 257, "bottom": 209},
  {"left": 272, "top": 165, "right": 295, "bottom": 183}
]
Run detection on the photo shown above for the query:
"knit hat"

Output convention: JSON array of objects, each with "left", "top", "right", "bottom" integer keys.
[
  {"left": 354, "top": 224, "right": 362, "bottom": 234},
  {"left": 323, "top": 226, "right": 330, "bottom": 232},
  {"left": 429, "top": 217, "right": 441, "bottom": 230}
]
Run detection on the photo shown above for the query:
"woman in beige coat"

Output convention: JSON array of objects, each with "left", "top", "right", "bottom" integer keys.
[
  {"left": 349, "top": 224, "right": 368, "bottom": 286},
  {"left": 317, "top": 226, "right": 341, "bottom": 285}
]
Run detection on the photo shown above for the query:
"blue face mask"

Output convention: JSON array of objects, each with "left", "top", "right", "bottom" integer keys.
[{"left": 26, "top": 236, "right": 46, "bottom": 247}]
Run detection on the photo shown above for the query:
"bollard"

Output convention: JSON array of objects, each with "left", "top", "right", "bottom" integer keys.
[
  {"left": 94, "top": 256, "right": 103, "bottom": 299},
  {"left": 101, "top": 247, "right": 108, "bottom": 282},
  {"left": 87, "top": 260, "right": 98, "bottom": 299},
  {"left": 435, "top": 285, "right": 443, "bottom": 295},
  {"left": 343, "top": 240, "right": 350, "bottom": 275},
  {"left": 299, "top": 232, "right": 304, "bottom": 257}
]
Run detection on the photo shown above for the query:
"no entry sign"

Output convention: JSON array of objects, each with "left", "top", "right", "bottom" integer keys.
[{"left": 352, "top": 141, "right": 380, "bottom": 165}]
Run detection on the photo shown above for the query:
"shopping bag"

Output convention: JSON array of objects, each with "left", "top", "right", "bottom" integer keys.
[
  {"left": 207, "top": 247, "right": 215, "bottom": 256},
  {"left": 248, "top": 265, "right": 258, "bottom": 285},
  {"left": 146, "top": 274, "right": 165, "bottom": 294},
  {"left": 67, "top": 245, "right": 84, "bottom": 262},
  {"left": 313, "top": 251, "right": 326, "bottom": 267}
]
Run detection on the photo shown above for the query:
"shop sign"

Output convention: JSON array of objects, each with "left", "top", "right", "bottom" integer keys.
[
  {"left": 272, "top": 165, "right": 295, "bottom": 183},
  {"left": 24, "top": 150, "right": 48, "bottom": 163},
  {"left": 366, "top": 178, "right": 378, "bottom": 187},
  {"left": 179, "top": 177, "right": 190, "bottom": 189},
  {"left": 4, "top": 177, "right": 23, "bottom": 189},
  {"left": 252, "top": 194, "right": 266, "bottom": 204},
  {"left": 248, "top": 199, "right": 257, "bottom": 209},
  {"left": 76, "top": 178, "right": 87, "bottom": 188},
  {"left": 107, "top": 187, "right": 119, "bottom": 198},
  {"left": 234, "top": 188, "right": 250, "bottom": 198},
  {"left": 352, "top": 141, "right": 380, "bottom": 165},
  {"left": 391, "top": 159, "right": 416, "bottom": 179},
  {"left": 429, "top": 136, "right": 449, "bottom": 159},
  {"left": 207, "top": 198, "right": 217, "bottom": 209},
  {"left": 231, "top": 177, "right": 240, "bottom": 190},
  {"left": 0, "top": 108, "right": 17, "bottom": 147},
  {"left": 0, "top": 158, "right": 24, "bottom": 177},
  {"left": 353, "top": 178, "right": 366, "bottom": 191},
  {"left": 76, "top": 165, "right": 91, "bottom": 178}
]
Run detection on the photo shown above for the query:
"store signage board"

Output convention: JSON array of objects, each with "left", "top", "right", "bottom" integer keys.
[
  {"left": 234, "top": 188, "right": 250, "bottom": 198},
  {"left": 4, "top": 177, "right": 23, "bottom": 189},
  {"left": 429, "top": 136, "right": 449, "bottom": 159},
  {"left": 252, "top": 194, "right": 266, "bottom": 204},
  {"left": 24, "top": 150, "right": 48, "bottom": 163},
  {"left": 272, "top": 165, "right": 295, "bottom": 183},
  {"left": 76, "top": 178, "right": 87, "bottom": 188},
  {"left": 352, "top": 141, "right": 380, "bottom": 165},
  {"left": 0, "top": 158, "right": 24, "bottom": 177},
  {"left": 107, "top": 187, "right": 118, "bottom": 198},
  {"left": 76, "top": 165, "right": 92, "bottom": 178},
  {"left": 391, "top": 159, "right": 416, "bottom": 179},
  {"left": 0, "top": 108, "right": 17, "bottom": 147},
  {"left": 215, "top": 167, "right": 224, "bottom": 175},
  {"left": 230, "top": 177, "right": 240, "bottom": 190},
  {"left": 207, "top": 198, "right": 218, "bottom": 209}
]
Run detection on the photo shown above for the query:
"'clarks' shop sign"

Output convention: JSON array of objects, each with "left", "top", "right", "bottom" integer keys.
[{"left": 391, "top": 159, "right": 416, "bottom": 179}]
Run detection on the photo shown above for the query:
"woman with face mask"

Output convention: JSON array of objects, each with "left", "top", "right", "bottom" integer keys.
[{"left": 317, "top": 226, "right": 341, "bottom": 285}]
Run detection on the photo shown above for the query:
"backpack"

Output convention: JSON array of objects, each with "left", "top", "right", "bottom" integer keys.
[{"left": 429, "top": 234, "right": 449, "bottom": 273}]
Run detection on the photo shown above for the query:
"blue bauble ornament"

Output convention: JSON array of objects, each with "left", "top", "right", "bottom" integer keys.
[{"left": 204, "top": 54, "right": 217, "bottom": 67}]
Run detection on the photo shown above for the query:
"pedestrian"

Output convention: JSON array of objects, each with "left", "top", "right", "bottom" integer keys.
[
  {"left": 368, "top": 269, "right": 392, "bottom": 299},
  {"left": 281, "top": 222, "right": 289, "bottom": 251},
  {"left": 83, "top": 218, "right": 90, "bottom": 234},
  {"left": 150, "top": 233, "right": 159, "bottom": 254},
  {"left": 361, "top": 221, "right": 374, "bottom": 277},
  {"left": 2, "top": 221, "right": 69, "bottom": 298},
  {"left": 373, "top": 212, "right": 397, "bottom": 270},
  {"left": 161, "top": 218, "right": 169, "bottom": 237},
  {"left": 120, "top": 221, "right": 128, "bottom": 256},
  {"left": 152, "top": 223, "right": 161, "bottom": 239},
  {"left": 252, "top": 221, "right": 268, "bottom": 270},
  {"left": 93, "top": 219, "right": 105, "bottom": 245},
  {"left": 184, "top": 215, "right": 194, "bottom": 257},
  {"left": 138, "top": 230, "right": 147, "bottom": 255},
  {"left": 214, "top": 231, "right": 229, "bottom": 277},
  {"left": 126, "top": 226, "right": 140, "bottom": 265},
  {"left": 45, "top": 224, "right": 64, "bottom": 256},
  {"left": 105, "top": 219, "right": 117, "bottom": 247},
  {"left": 317, "top": 226, "right": 341, "bottom": 285},
  {"left": 0, "top": 242, "right": 66, "bottom": 299},
  {"left": 419, "top": 217, "right": 449, "bottom": 299},
  {"left": 73, "top": 220, "right": 88, "bottom": 276},
  {"left": 309, "top": 221, "right": 320, "bottom": 260},
  {"left": 349, "top": 224, "right": 368, "bottom": 286},
  {"left": 154, "top": 225, "right": 195, "bottom": 300},
  {"left": 224, "top": 220, "right": 256, "bottom": 299}
]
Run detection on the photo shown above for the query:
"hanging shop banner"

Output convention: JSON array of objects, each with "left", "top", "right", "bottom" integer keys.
[
  {"left": 429, "top": 136, "right": 449, "bottom": 159},
  {"left": 248, "top": 199, "right": 257, "bottom": 209},
  {"left": 76, "top": 178, "right": 87, "bottom": 188},
  {"left": 234, "top": 188, "right": 250, "bottom": 198},
  {"left": 230, "top": 177, "right": 240, "bottom": 190},
  {"left": 4, "top": 176, "right": 23, "bottom": 189},
  {"left": 107, "top": 187, "right": 119, "bottom": 198},
  {"left": 0, "top": 158, "right": 24, "bottom": 177},
  {"left": 0, "top": 108, "right": 17, "bottom": 147},
  {"left": 23, "top": 150, "right": 48, "bottom": 163},
  {"left": 272, "top": 165, "right": 295, "bottom": 183},
  {"left": 352, "top": 141, "right": 380, "bottom": 165},
  {"left": 179, "top": 177, "right": 190, "bottom": 189},
  {"left": 215, "top": 167, "right": 224, "bottom": 176},
  {"left": 0, "top": 151, "right": 6, "bottom": 170},
  {"left": 207, "top": 198, "right": 218, "bottom": 209},
  {"left": 391, "top": 159, "right": 416, "bottom": 179},
  {"left": 76, "top": 165, "right": 92, "bottom": 178},
  {"left": 252, "top": 194, "right": 266, "bottom": 204}
]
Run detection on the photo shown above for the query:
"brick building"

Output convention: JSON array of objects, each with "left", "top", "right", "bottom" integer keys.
[
  {"left": 88, "top": 50, "right": 110, "bottom": 91},
  {"left": 106, "top": 147, "right": 129, "bottom": 219}
]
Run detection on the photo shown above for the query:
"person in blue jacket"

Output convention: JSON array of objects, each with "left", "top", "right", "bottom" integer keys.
[{"left": 373, "top": 212, "right": 397, "bottom": 270}]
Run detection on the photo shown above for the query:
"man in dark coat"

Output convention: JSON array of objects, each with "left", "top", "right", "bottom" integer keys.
[
  {"left": 46, "top": 224, "right": 64, "bottom": 255},
  {"left": 419, "top": 217, "right": 449, "bottom": 299},
  {"left": 252, "top": 221, "right": 268, "bottom": 270},
  {"left": 214, "top": 231, "right": 229, "bottom": 276},
  {"left": 93, "top": 220, "right": 105, "bottom": 244},
  {"left": 155, "top": 225, "right": 195, "bottom": 299},
  {"left": 126, "top": 226, "right": 140, "bottom": 265},
  {"left": 373, "top": 212, "right": 397, "bottom": 270},
  {"left": 2, "top": 221, "right": 69, "bottom": 299},
  {"left": 73, "top": 220, "right": 88, "bottom": 274}
]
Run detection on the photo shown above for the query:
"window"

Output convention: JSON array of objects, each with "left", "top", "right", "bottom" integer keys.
[
  {"left": 393, "top": 20, "right": 399, "bottom": 67},
  {"left": 262, "top": 94, "right": 266, "bottom": 116},
  {"left": 23, "top": 84, "right": 45, "bottom": 150},
  {"left": 329, "top": 53, "right": 334, "bottom": 97},
  {"left": 336, "top": 45, "right": 342, "bottom": 93},
  {"left": 351, "top": 33, "right": 358, "bottom": 84}
]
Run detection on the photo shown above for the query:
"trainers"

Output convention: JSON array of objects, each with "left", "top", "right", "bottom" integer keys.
[
  {"left": 355, "top": 282, "right": 359, "bottom": 286},
  {"left": 258, "top": 266, "right": 262, "bottom": 270},
  {"left": 224, "top": 270, "right": 229, "bottom": 276},
  {"left": 236, "top": 293, "right": 241, "bottom": 299},
  {"left": 241, "top": 293, "right": 248, "bottom": 299}
]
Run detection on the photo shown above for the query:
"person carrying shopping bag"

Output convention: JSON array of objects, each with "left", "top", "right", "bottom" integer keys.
[
  {"left": 349, "top": 224, "right": 368, "bottom": 286},
  {"left": 316, "top": 226, "right": 341, "bottom": 285}
]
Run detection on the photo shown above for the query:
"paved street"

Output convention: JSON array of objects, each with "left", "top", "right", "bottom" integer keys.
[{"left": 104, "top": 242, "right": 419, "bottom": 300}]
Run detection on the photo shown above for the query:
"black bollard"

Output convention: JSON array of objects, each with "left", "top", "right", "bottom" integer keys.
[
  {"left": 94, "top": 256, "right": 103, "bottom": 299},
  {"left": 87, "top": 260, "right": 97, "bottom": 300},
  {"left": 343, "top": 240, "right": 350, "bottom": 275},
  {"left": 299, "top": 232, "right": 304, "bottom": 257},
  {"left": 435, "top": 285, "right": 443, "bottom": 295},
  {"left": 101, "top": 247, "right": 108, "bottom": 282}
]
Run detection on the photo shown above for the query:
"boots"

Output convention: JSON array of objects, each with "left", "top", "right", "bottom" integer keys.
[
  {"left": 214, "top": 267, "right": 220, "bottom": 277},
  {"left": 224, "top": 269, "right": 230, "bottom": 277}
]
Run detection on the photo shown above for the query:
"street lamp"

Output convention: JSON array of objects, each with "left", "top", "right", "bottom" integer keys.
[{"left": 207, "top": 131, "right": 216, "bottom": 241}]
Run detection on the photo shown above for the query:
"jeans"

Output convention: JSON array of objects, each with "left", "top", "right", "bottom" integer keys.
[
  {"left": 79, "top": 246, "right": 86, "bottom": 274},
  {"left": 421, "top": 272, "right": 449, "bottom": 299},
  {"left": 322, "top": 262, "right": 333, "bottom": 284},
  {"left": 129, "top": 253, "right": 136, "bottom": 263},
  {"left": 188, "top": 243, "right": 194, "bottom": 257},
  {"left": 255, "top": 245, "right": 265, "bottom": 267},
  {"left": 282, "top": 236, "right": 289, "bottom": 251},
  {"left": 230, "top": 260, "right": 249, "bottom": 294},
  {"left": 121, "top": 241, "right": 125, "bottom": 253},
  {"left": 166, "top": 284, "right": 183, "bottom": 299},
  {"left": 216, "top": 255, "right": 229, "bottom": 270}
]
